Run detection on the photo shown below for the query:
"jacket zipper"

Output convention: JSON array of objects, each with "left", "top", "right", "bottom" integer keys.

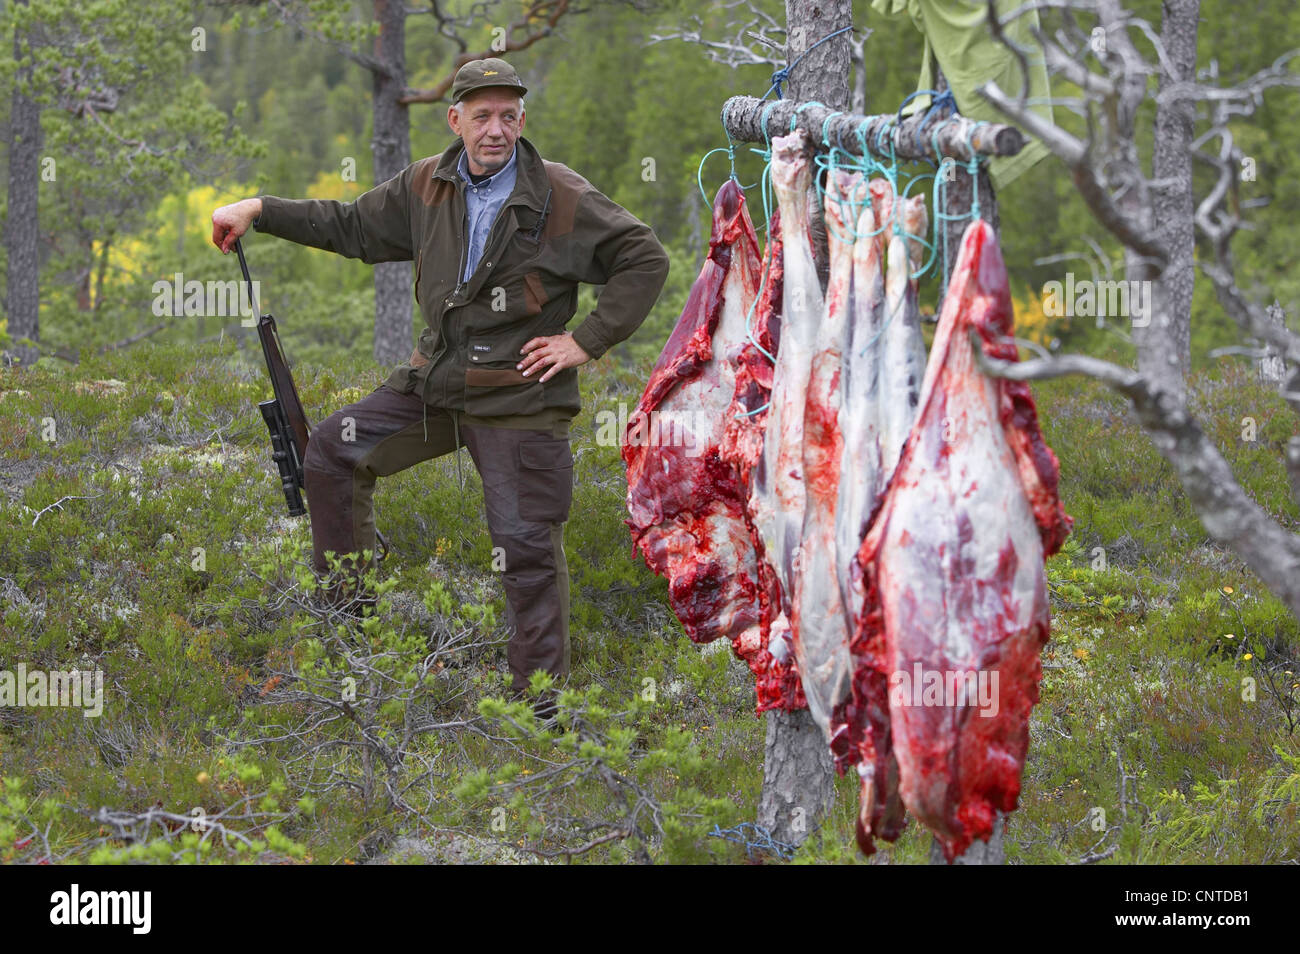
[
  {"left": 428, "top": 199, "right": 470, "bottom": 407},
  {"left": 445, "top": 203, "right": 472, "bottom": 405},
  {"left": 427, "top": 188, "right": 534, "bottom": 407}
]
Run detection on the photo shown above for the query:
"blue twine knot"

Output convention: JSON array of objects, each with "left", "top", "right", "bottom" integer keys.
[
  {"left": 769, "top": 66, "right": 791, "bottom": 101},
  {"left": 762, "top": 24, "right": 855, "bottom": 101}
]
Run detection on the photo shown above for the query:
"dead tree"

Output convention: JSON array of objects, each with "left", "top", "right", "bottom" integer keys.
[{"left": 976, "top": 0, "right": 1300, "bottom": 617}]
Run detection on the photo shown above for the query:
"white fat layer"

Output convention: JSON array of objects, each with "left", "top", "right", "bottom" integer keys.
[
  {"left": 790, "top": 170, "right": 859, "bottom": 739},
  {"left": 751, "top": 132, "right": 822, "bottom": 615}
]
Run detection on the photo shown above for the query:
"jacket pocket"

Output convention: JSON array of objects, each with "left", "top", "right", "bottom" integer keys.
[
  {"left": 517, "top": 438, "right": 574, "bottom": 523},
  {"left": 466, "top": 335, "right": 520, "bottom": 369},
  {"left": 386, "top": 339, "right": 432, "bottom": 395},
  {"left": 464, "top": 336, "right": 544, "bottom": 414},
  {"left": 414, "top": 250, "right": 422, "bottom": 304}
]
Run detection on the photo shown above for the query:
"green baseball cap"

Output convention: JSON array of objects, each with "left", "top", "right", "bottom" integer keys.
[{"left": 451, "top": 58, "right": 528, "bottom": 103}]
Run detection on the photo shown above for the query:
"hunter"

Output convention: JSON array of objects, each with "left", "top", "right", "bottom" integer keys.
[{"left": 211, "top": 58, "right": 670, "bottom": 707}]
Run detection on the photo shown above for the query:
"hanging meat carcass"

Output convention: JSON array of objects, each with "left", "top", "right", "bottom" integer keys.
[
  {"left": 623, "top": 178, "right": 767, "bottom": 656},
  {"left": 747, "top": 131, "right": 839, "bottom": 726},
  {"left": 719, "top": 206, "right": 807, "bottom": 711},
  {"left": 834, "top": 184, "right": 886, "bottom": 627},
  {"left": 879, "top": 188, "right": 930, "bottom": 478},
  {"left": 837, "top": 216, "right": 1073, "bottom": 859},
  {"left": 827, "top": 177, "right": 922, "bottom": 846},
  {"left": 784, "top": 168, "right": 863, "bottom": 736},
  {"left": 834, "top": 179, "right": 931, "bottom": 625}
]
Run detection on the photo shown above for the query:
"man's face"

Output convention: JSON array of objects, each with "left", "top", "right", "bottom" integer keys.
[{"left": 447, "top": 88, "right": 525, "bottom": 176}]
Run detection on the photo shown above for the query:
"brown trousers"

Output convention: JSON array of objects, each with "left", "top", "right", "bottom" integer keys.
[{"left": 302, "top": 383, "right": 573, "bottom": 691}]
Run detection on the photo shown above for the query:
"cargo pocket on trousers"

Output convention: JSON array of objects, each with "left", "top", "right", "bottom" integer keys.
[{"left": 517, "top": 438, "right": 574, "bottom": 523}]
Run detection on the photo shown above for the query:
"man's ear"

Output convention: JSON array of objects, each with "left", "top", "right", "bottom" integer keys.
[{"left": 447, "top": 105, "right": 460, "bottom": 137}]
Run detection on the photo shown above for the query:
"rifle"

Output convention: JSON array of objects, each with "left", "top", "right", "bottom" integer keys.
[{"left": 235, "top": 238, "right": 389, "bottom": 560}]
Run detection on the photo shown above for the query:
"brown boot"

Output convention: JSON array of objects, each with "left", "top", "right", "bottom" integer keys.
[
  {"left": 532, "top": 688, "right": 559, "bottom": 725},
  {"left": 507, "top": 686, "right": 559, "bottom": 726}
]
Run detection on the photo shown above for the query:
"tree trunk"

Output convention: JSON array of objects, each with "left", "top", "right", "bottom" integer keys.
[
  {"left": 929, "top": 815, "right": 1005, "bottom": 864},
  {"left": 1137, "top": 0, "right": 1200, "bottom": 402},
  {"left": 785, "top": 0, "right": 850, "bottom": 288},
  {"left": 369, "top": 0, "right": 412, "bottom": 365},
  {"left": 752, "top": 0, "right": 853, "bottom": 848},
  {"left": 5, "top": 0, "right": 43, "bottom": 366},
  {"left": 757, "top": 708, "right": 837, "bottom": 847},
  {"left": 76, "top": 232, "right": 93, "bottom": 311}
]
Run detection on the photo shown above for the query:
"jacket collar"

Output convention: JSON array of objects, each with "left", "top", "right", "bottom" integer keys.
[
  {"left": 455, "top": 142, "right": 517, "bottom": 189},
  {"left": 432, "top": 135, "right": 550, "bottom": 212}
]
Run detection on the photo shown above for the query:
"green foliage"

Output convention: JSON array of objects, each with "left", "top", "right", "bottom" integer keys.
[
  {"left": 0, "top": 768, "right": 307, "bottom": 865},
  {"left": 3, "top": 310, "right": 1300, "bottom": 863},
  {"left": 5, "top": 0, "right": 1300, "bottom": 865},
  {"left": 461, "top": 683, "right": 743, "bottom": 863}
]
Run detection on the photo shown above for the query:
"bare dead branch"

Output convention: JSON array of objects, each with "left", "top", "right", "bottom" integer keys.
[
  {"left": 1157, "top": 48, "right": 1300, "bottom": 111},
  {"left": 399, "top": 0, "right": 572, "bottom": 104},
  {"left": 979, "top": 80, "right": 1168, "bottom": 266},
  {"left": 649, "top": 0, "right": 788, "bottom": 69},
  {"left": 972, "top": 331, "right": 1300, "bottom": 615},
  {"left": 30, "top": 493, "right": 105, "bottom": 527},
  {"left": 96, "top": 322, "right": 167, "bottom": 354}
]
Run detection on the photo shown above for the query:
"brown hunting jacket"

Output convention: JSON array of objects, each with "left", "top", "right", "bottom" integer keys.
[{"left": 253, "top": 135, "right": 670, "bottom": 416}]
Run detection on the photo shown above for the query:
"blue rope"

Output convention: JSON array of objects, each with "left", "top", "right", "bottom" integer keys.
[
  {"left": 696, "top": 147, "right": 734, "bottom": 209},
  {"left": 763, "top": 25, "right": 855, "bottom": 101},
  {"left": 911, "top": 89, "right": 956, "bottom": 160},
  {"left": 896, "top": 87, "right": 941, "bottom": 127},
  {"left": 790, "top": 99, "right": 828, "bottom": 133},
  {"left": 820, "top": 110, "right": 844, "bottom": 150},
  {"left": 695, "top": 126, "right": 763, "bottom": 208},
  {"left": 964, "top": 120, "right": 989, "bottom": 221},
  {"left": 927, "top": 117, "right": 959, "bottom": 297},
  {"left": 758, "top": 99, "right": 781, "bottom": 157},
  {"left": 855, "top": 118, "right": 883, "bottom": 179},
  {"left": 708, "top": 822, "right": 800, "bottom": 861},
  {"left": 708, "top": 75, "right": 985, "bottom": 412},
  {"left": 900, "top": 171, "right": 940, "bottom": 282}
]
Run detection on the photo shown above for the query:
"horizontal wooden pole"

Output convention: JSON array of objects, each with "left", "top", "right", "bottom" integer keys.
[{"left": 721, "top": 95, "right": 1025, "bottom": 162}]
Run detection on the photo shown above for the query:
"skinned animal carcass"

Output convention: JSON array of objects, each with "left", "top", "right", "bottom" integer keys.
[{"left": 835, "top": 216, "right": 1072, "bottom": 859}]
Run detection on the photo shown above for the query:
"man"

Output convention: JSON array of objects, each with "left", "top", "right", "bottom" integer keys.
[{"left": 211, "top": 58, "right": 670, "bottom": 704}]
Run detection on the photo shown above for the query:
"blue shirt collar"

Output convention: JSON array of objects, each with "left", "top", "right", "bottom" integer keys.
[{"left": 456, "top": 143, "right": 517, "bottom": 187}]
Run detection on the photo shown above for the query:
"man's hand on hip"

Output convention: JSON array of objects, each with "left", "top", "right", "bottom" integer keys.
[
  {"left": 518, "top": 332, "right": 592, "bottom": 383},
  {"left": 211, "top": 198, "right": 264, "bottom": 253}
]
